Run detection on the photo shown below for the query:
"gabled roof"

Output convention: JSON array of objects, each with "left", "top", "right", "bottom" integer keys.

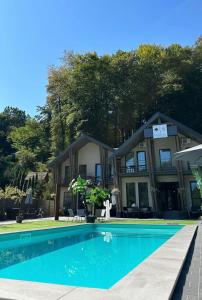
[
  {"left": 48, "top": 135, "right": 113, "bottom": 168},
  {"left": 112, "top": 112, "right": 202, "bottom": 157}
]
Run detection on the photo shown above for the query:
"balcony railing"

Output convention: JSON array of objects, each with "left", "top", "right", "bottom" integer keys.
[
  {"left": 60, "top": 176, "right": 113, "bottom": 186},
  {"left": 119, "top": 164, "right": 192, "bottom": 177},
  {"left": 120, "top": 165, "right": 147, "bottom": 175},
  {"left": 154, "top": 166, "right": 177, "bottom": 175}
]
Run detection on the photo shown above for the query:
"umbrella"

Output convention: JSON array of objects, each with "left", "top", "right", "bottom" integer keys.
[{"left": 174, "top": 144, "right": 202, "bottom": 166}]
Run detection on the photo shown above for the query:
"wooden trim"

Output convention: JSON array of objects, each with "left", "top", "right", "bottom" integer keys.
[
  {"left": 146, "top": 138, "right": 158, "bottom": 211},
  {"left": 175, "top": 135, "right": 186, "bottom": 210},
  {"left": 54, "top": 164, "right": 61, "bottom": 220}
]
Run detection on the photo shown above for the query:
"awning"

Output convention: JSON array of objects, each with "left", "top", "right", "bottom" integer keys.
[{"left": 174, "top": 144, "right": 202, "bottom": 166}]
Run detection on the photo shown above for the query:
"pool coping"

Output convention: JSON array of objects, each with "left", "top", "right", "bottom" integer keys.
[{"left": 0, "top": 224, "right": 197, "bottom": 300}]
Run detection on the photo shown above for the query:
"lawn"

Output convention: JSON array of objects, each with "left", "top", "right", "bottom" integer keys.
[
  {"left": 0, "top": 218, "right": 197, "bottom": 233},
  {"left": 0, "top": 220, "right": 81, "bottom": 233},
  {"left": 107, "top": 218, "right": 197, "bottom": 225}
]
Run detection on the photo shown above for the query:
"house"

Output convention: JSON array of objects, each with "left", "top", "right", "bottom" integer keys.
[
  {"left": 112, "top": 112, "right": 202, "bottom": 218},
  {"left": 48, "top": 135, "right": 113, "bottom": 217},
  {"left": 49, "top": 112, "right": 202, "bottom": 219}
]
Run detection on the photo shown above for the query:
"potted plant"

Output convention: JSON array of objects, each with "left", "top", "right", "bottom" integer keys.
[
  {"left": 86, "top": 186, "right": 109, "bottom": 223},
  {"left": 68, "top": 176, "right": 92, "bottom": 222},
  {"left": 68, "top": 176, "right": 109, "bottom": 223}
]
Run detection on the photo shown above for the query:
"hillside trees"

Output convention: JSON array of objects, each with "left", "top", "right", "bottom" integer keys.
[
  {"left": 0, "top": 37, "right": 202, "bottom": 188},
  {"left": 46, "top": 38, "right": 202, "bottom": 154}
]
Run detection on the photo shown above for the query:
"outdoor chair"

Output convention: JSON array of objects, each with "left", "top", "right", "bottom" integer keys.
[
  {"left": 77, "top": 209, "right": 85, "bottom": 221},
  {"left": 140, "top": 207, "right": 153, "bottom": 219},
  {"left": 190, "top": 206, "right": 202, "bottom": 219},
  {"left": 67, "top": 209, "right": 80, "bottom": 222},
  {"left": 96, "top": 209, "right": 106, "bottom": 222},
  {"left": 127, "top": 207, "right": 141, "bottom": 218}
]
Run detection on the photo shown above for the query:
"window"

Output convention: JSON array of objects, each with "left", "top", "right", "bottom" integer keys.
[
  {"left": 63, "top": 192, "right": 72, "bottom": 208},
  {"left": 137, "top": 151, "right": 146, "bottom": 171},
  {"left": 125, "top": 152, "right": 135, "bottom": 173},
  {"left": 95, "top": 164, "right": 102, "bottom": 183},
  {"left": 79, "top": 165, "right": 87, "bottom": 178},
  {"left": 190, "top": 181, "right": 201, "bottom": 209},
  {"left": 138, "top": 182, "right": 149, "bottom": 208},
  {"left": 159, "top": 149, "right": 172, "bottom": 168},
  {"left": 108, "top": 164, "right": 113, "bottom": 177},
  {"left": 64, "top": 166, "right": 70, "bottom": 183},
  {"left": 126, "top": 183, "right": 136, "bottom": 207}
]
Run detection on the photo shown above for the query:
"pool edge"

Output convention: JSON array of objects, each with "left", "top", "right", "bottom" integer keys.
[{"left": 0, "top": 224, "right": 197, "bottom": 300}]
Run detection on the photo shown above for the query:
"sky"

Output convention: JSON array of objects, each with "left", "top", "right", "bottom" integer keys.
[{"left": 0, "top": 0, "right": 202, "bottom": 116}]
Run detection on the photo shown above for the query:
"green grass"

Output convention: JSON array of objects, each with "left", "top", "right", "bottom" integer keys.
[
  {"left": 106, "top": 218, "right": 197, "bottom": 225},
  {"left": 0, "top": 220, "right": 81, "bottom": 233},
  {"left": 0, "top": 218, "right": 197, "bottom": 234}
]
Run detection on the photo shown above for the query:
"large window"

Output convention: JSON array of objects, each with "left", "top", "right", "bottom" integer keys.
[
  {"left": 125, "top": 152, "right": 135, "bottom": 173},
  {"left": 137, "top": 151, "right": 146, "bottom": 171},
  {"left": 159, "top": 149, "right": 172, "bottom": 168},
  {"left": 95, "top": 164, "right": 102, "bottom": 183},
  {"left": 79, "top": 165, "right": 87, "bottom": 178},
  {"left": 190, "top": 181, "right": 201, "bottom": 209},
  {"left": 64, "top": 166, "right": 70, "bottom": 183},
  {"left": 126, "top": 182, "right": 136, "bottom": 207},
  {"left": 138, "top": 182, "right": 149, "bottom": 208}
]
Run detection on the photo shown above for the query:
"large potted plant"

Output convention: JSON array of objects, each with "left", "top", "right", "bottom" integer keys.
[
  {"left": 68, "top": 176, "right": 109, "bottom": 223},
  {"left": 86, "top": 186, "right": 109, "bottom": 222},
  {"left": 68, "top": 176, "right": 92, "bottom": 222}
]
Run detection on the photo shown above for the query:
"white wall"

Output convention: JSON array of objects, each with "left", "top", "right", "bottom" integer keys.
[{"left": 78, "top": 142, "right": 100, "bottom": 176}]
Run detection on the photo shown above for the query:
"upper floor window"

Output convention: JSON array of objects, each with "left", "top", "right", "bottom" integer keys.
[
  {"left": 190, "top": 181, "right": 201, "bottom": 209},
  {"left": 125, "top": 152, "right": 135, "bottom": 172},
  {"left": 95, "top": 164, "right": 102, "bottom": 183},
  {"left": 79, "top": 165, "right": 87, "bottom": 178},
  {"left": 137, "top": 151, "right": 146, "bottom": 171},
  {"left": 108, "top": 164, "right": 113, "bottom": 178},
  {"left": 64, "top": 166, "right": 70, "bottom": 183},
  {"left": 159, "top": 149, "right": 172, "bottom": 168}
]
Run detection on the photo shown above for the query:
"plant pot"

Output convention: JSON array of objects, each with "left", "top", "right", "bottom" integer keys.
[
  {"left": 16, "top": 215, "right": 23, "bottom": 223},
  {"left": 86, "top": 215, "right": 96, "bottom": 223}
]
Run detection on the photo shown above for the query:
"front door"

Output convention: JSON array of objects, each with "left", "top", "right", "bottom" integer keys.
[{"left": 158, "top": 182, "right": 181, "bottom": 211}]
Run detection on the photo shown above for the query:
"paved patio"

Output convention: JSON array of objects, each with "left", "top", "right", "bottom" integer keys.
[{"left": 172, "top": 222, "right": 202, "bottom": 300}]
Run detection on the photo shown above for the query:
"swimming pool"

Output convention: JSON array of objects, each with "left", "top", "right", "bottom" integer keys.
[{"left": 0, "top": 224, "right": 182, "bottom": 289}]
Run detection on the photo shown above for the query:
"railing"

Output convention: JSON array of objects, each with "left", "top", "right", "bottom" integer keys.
[
  {"left": 60, "top": 176, "right": 113, "bottom": 186},
  {"left": 120, "top": 165, "right": 147, "bottom": 175},
  {"left": 154, "top": 165, "right": 177, "bottom": 174}
]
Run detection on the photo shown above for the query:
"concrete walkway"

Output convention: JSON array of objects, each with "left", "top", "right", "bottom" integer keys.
[{"left": 172, "top": 222, "right": 202, "bottom": 300}]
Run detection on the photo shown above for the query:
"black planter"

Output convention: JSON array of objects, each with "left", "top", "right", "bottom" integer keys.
[
  {"left": 86, "top": 215, "right": 96, "bottom": 223},
  {"left": 16, "top": 215, "right": 23, "bottom": 223}
]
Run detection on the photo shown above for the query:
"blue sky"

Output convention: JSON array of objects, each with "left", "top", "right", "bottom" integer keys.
[{"left": 0, "top": 0, "right": 201, "bottom": 116}]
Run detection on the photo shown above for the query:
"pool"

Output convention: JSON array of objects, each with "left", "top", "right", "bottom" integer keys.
[{"left": 0, "top": 224, "right": 183, "bottom": 289}]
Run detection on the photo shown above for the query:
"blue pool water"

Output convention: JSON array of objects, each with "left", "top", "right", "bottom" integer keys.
[{"left": 0, "top": 224, "right": 182, "bottom": 289}]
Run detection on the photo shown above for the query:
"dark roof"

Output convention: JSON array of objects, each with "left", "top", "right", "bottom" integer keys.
[
  {"left": 48, "top": 135, "right": 113, "bottom": 168},
  {"left": 112, "top": 112, "right": 202, "bottom": 157}
]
